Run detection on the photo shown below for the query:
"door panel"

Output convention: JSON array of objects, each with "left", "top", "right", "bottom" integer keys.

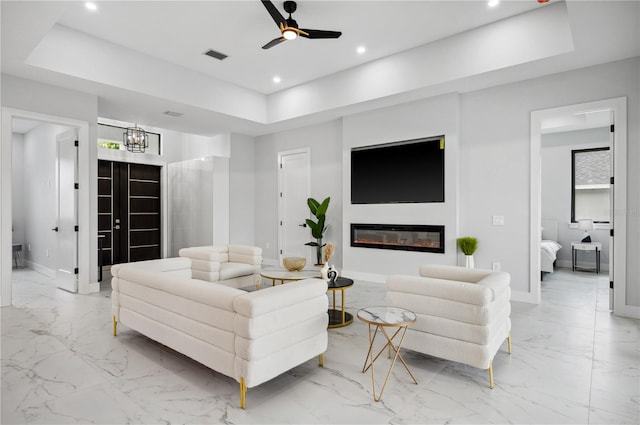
[
  {"left": 98, "top": 160, "right": 161, "bottom": 265},
  {"left": 127, "top": 163, "right": 161, "bottom": 262},
  {"left": 56, "top": 130, "right": 78, "bottom": 292},
  {"left": 98, "top": 160, "right": 115, "bottom": 266},
  {"left": 278, "top": 149, "right": 311, "bottom": 265}
]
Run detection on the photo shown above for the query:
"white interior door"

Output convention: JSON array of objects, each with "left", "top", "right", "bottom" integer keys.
[
  {"left": 56, "top": 129, "right": 78, "bottom": 292},
  {"left": 278, "top": 148, "right": 311, "bottom": 266}
]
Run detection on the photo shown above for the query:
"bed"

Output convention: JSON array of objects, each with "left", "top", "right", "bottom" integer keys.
[{"left": 541, "top": 219, "right": 562, "bottom": 279}]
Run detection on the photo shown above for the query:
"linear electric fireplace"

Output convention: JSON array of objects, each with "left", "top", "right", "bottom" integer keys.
[{"left": 351, "top": 223, "right": 445, "bottom": 253}]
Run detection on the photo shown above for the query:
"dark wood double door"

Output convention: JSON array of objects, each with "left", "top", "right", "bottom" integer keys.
[{"left": 98, "top": 160, "right": 161, "bottom": 266}]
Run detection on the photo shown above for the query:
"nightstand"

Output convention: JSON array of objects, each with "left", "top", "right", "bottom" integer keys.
[{"left": 571, "top": 241, "right": 602, "bottom": 273}]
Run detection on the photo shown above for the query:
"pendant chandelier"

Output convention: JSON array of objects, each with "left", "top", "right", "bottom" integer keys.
[{"left": 123, "top": 124, "right": 149, "bottom": 153}]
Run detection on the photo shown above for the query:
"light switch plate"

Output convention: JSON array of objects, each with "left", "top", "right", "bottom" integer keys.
[{"left": 492, "top": 215, "right": 505, "bottom": 226}]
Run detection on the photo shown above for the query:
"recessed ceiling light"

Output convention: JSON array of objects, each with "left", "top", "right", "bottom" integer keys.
[
  {"left": 85, "top": 2, "right": 97, "bottom": 11},
  {"left": 273, "top": 76, "right": 281, "bottom": 84},
  {"left": 356, "top": 46, "right": 366, "bottom": 54},
  {"left": 488, "top": 0, "right": 500, "bottom": 7}
]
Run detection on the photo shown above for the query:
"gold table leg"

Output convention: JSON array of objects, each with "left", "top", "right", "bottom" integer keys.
[{"left": 362, "top": 323, "right": 418, "bottom": 402}]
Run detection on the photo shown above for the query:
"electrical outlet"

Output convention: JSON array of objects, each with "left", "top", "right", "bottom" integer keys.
[
  {"left": 46, "top": 248, "right": 49, "bottom": 257},
  {"left": 492, "top": 215, "right": 505, "bottom": 226},
  {"left": 492, "top": 262, "right": 500, "bottom": 271}
]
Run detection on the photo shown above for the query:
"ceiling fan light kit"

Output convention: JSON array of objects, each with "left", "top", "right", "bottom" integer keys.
[{"left": 261, "top": 0, "right": 342, "bottom": 49}]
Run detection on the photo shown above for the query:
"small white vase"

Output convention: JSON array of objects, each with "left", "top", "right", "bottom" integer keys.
[
  {"left": 465, "top": 255, "right": 475, "bottom": 269},
  {"left": 320, "top": 263, "right": 329, "bottom": 280}
]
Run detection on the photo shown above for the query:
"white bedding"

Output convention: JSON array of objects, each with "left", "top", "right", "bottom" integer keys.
[{"left": 541, "top": 240, "right": 562, "bottom": 273}]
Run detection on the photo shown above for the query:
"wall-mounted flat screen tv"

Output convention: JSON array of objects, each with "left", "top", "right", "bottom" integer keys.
[{"left": 351, "top": 136, "right": 445, "bottom": 204}]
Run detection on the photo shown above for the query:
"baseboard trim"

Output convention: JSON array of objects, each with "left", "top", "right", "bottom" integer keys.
[
  {"left": 23, "top": 261, "right": 55, "bottom": 278},
  {"left": 510, "top": 290, "right": 539, "bottom": 304},
  {"left": 556, "top": 260, "right": 609, "bottom": 272},
  {"left": 340, "top": 269, "right": 386, "bottom": 284}
]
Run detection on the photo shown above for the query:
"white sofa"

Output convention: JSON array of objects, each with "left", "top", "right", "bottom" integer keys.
[
  {"left": 386, "top": 264, "right": 512, "bottom": 388},
  {"left": 178, "top": 245, "right": 262, "bottom": 289},
  {"left": 111, "top": 257, "right": 328, "bottom": 408}
]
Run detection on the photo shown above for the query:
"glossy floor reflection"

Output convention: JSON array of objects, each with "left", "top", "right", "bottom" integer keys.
[{"left": 2, "top": 268, "right": 638, "bottom": 424}]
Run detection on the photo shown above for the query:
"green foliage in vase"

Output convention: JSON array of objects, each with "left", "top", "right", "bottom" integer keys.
[
  {"left": 304, "top": 197, "right": 330, "bottom": 265},
  {"left": 456, "top": 237, "right": 478, "bottom": 255}
]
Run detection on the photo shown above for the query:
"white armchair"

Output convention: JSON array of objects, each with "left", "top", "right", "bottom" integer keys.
[
  {"left": 179, "top": 245, "right": 262, "bottom": 289},
  {"left": 386, "top": 264, "right": 512, "bottom": 388}
]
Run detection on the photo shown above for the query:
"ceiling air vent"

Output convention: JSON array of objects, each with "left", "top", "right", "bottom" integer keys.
[
  {"left": 163, "top": 111, "right": 183, "bottom": 117},
  {"left": 203, "top": 49, "right": 228, "bottom": 61}
]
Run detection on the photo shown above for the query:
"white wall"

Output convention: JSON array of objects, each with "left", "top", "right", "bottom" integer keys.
[
  {"left": 168, "top": 158, "right": 214, "bottom": 256},
  {"left": 542, "top": 127, "right": 611, "bottom": 269},
  {"left": 255, "top": 57, "right": 638, "bottom": 307},
  {"left": 342, "top": 94, "right": 460, "bottom": 282},
  {"left": 22, "top": 123, "right": 74, "bottom": 273},
  {"left": 229, "top": 133, "right": 256, "bottom": 246},
  {"left": 460, "top": 58, "right": 639, "bottom": 303},
  {"left": 255, "top": 120, "right": 343, "bottom": 267}
]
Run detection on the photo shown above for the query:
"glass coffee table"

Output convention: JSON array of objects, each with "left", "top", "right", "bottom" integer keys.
[
  {"left": 259, "top": 267, "right": 320, "bottom": 288},
  {"left": 357, "top": 306, "right": 418, "bottom": 402}
]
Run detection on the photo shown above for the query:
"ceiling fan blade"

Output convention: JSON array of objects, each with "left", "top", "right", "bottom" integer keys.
[
  {"left": 299, "top": 29, "right": 342, "bottom": 39},
  {"left": 261, "top": 0, "right": 286, "bottom": 28},
  {"left": 262, "top": 37, "right": 286, "bottom": 50}
]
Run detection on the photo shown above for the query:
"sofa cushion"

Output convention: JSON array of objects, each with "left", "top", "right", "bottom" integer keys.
[
  {"left": 112, "top": 257, "right": 192, "bottom": 279},
  {"left": 220, "top": 262, "right": 260, "bottom": 281},
  {"left": 116, "top": 267, "right": 243, "bottom": 311}
]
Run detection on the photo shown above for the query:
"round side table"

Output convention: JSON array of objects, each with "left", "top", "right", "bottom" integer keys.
[
  {"left": 357, "top": 306, "right": 418, "bottom": 402},
  {"left": 327, "top": 277, "right": 354, "bottom": 328}
]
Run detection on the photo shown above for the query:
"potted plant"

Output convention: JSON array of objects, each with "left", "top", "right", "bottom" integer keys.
[
  {"left": 305, "top": 196, "right": 330, "bottom": 266},
  {"left": 456, "top": 236, "right": 478, "bottom": 268}
]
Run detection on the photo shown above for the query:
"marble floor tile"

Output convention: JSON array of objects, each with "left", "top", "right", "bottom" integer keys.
[{"left": 2, "top": 267, "right": 638, "bottom": 424}]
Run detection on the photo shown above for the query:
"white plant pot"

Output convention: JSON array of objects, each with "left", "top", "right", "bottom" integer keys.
[
  {"left": 465, "top": 255, "right": 475, "bottom": 269},
  {"left": 320, "top": 263, "right": 329, "bottom": 281}
]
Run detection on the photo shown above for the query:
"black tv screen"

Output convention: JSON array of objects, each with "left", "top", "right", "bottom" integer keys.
[{"left": 351, "top": 136, "right": 445, "bottom": 204}]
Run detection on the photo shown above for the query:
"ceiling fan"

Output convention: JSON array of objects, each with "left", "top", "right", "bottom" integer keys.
[{"left": 260, "top": 0, "right": 342, "bottom": 49}]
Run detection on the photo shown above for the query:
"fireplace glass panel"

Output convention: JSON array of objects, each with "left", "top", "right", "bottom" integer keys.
[{"left": 351, "top": 224, "right": 445, "bottom": 253}]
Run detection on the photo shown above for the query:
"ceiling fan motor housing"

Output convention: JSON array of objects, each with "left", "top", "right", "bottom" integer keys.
[
  {"left": 284, "top": 1, "right": 298, "bottom": 15},
  {"left": 286, "top": 17, "right": 299, "bottom": 29}
]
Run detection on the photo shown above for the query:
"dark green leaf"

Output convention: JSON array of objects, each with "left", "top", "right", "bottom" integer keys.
[
  {"left": 316, "top": 197, "right": 330, "bottom": 216},
  {"left": 307, "top": 198, "right": 320, "bottom": 215}
]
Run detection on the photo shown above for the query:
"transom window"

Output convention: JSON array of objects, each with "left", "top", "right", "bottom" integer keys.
[
  {"left": 571, "top": 147, "right": 610, "bottom": 223},
  {"left": 97, "top": 123, "right": 161, "bottom": 155}
]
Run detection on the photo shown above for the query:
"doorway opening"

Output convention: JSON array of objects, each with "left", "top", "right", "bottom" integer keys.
[
  {"left": 1, "top": 108, "right": 95, "bottom": 307},
  {"left": 530, "top": 97, "right": 630, "bottom": 317}
]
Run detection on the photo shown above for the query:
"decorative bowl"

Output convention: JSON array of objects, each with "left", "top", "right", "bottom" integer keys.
[{"left": 283, "top": 257, "right": 306, "bottom": 271}]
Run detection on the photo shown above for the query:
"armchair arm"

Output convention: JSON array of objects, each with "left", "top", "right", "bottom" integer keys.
[
  {"left": 419, "top": 264, "right": 495, "bottom": 283},
  {"left": 179, "top": 246, "right": 226, "bottom": 262},
  {"left": 415, "top": 265, "right": 510, "bottom": 300},
  {"left": 386, "top": 275, "right": 492, "bottom": 306},
  {"left": 228, "top": 245, "right": 262, "bottom": 266}
]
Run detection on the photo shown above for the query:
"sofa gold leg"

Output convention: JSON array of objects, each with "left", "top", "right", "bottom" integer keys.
[
  {"left": 507, "top": 334, "right": 512, "bottom": 354},
  {"left": 488, "top": 363, "right": 494, "bottom": 389},
  {"left": 240, "top": 377, "right": 247, "bottom": 409},
  {"left": 318, "top": 353, "right": 324, "bottom": 367},
  {"left": 113, "top": 316, "right": 117, "bottom": 336}
]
